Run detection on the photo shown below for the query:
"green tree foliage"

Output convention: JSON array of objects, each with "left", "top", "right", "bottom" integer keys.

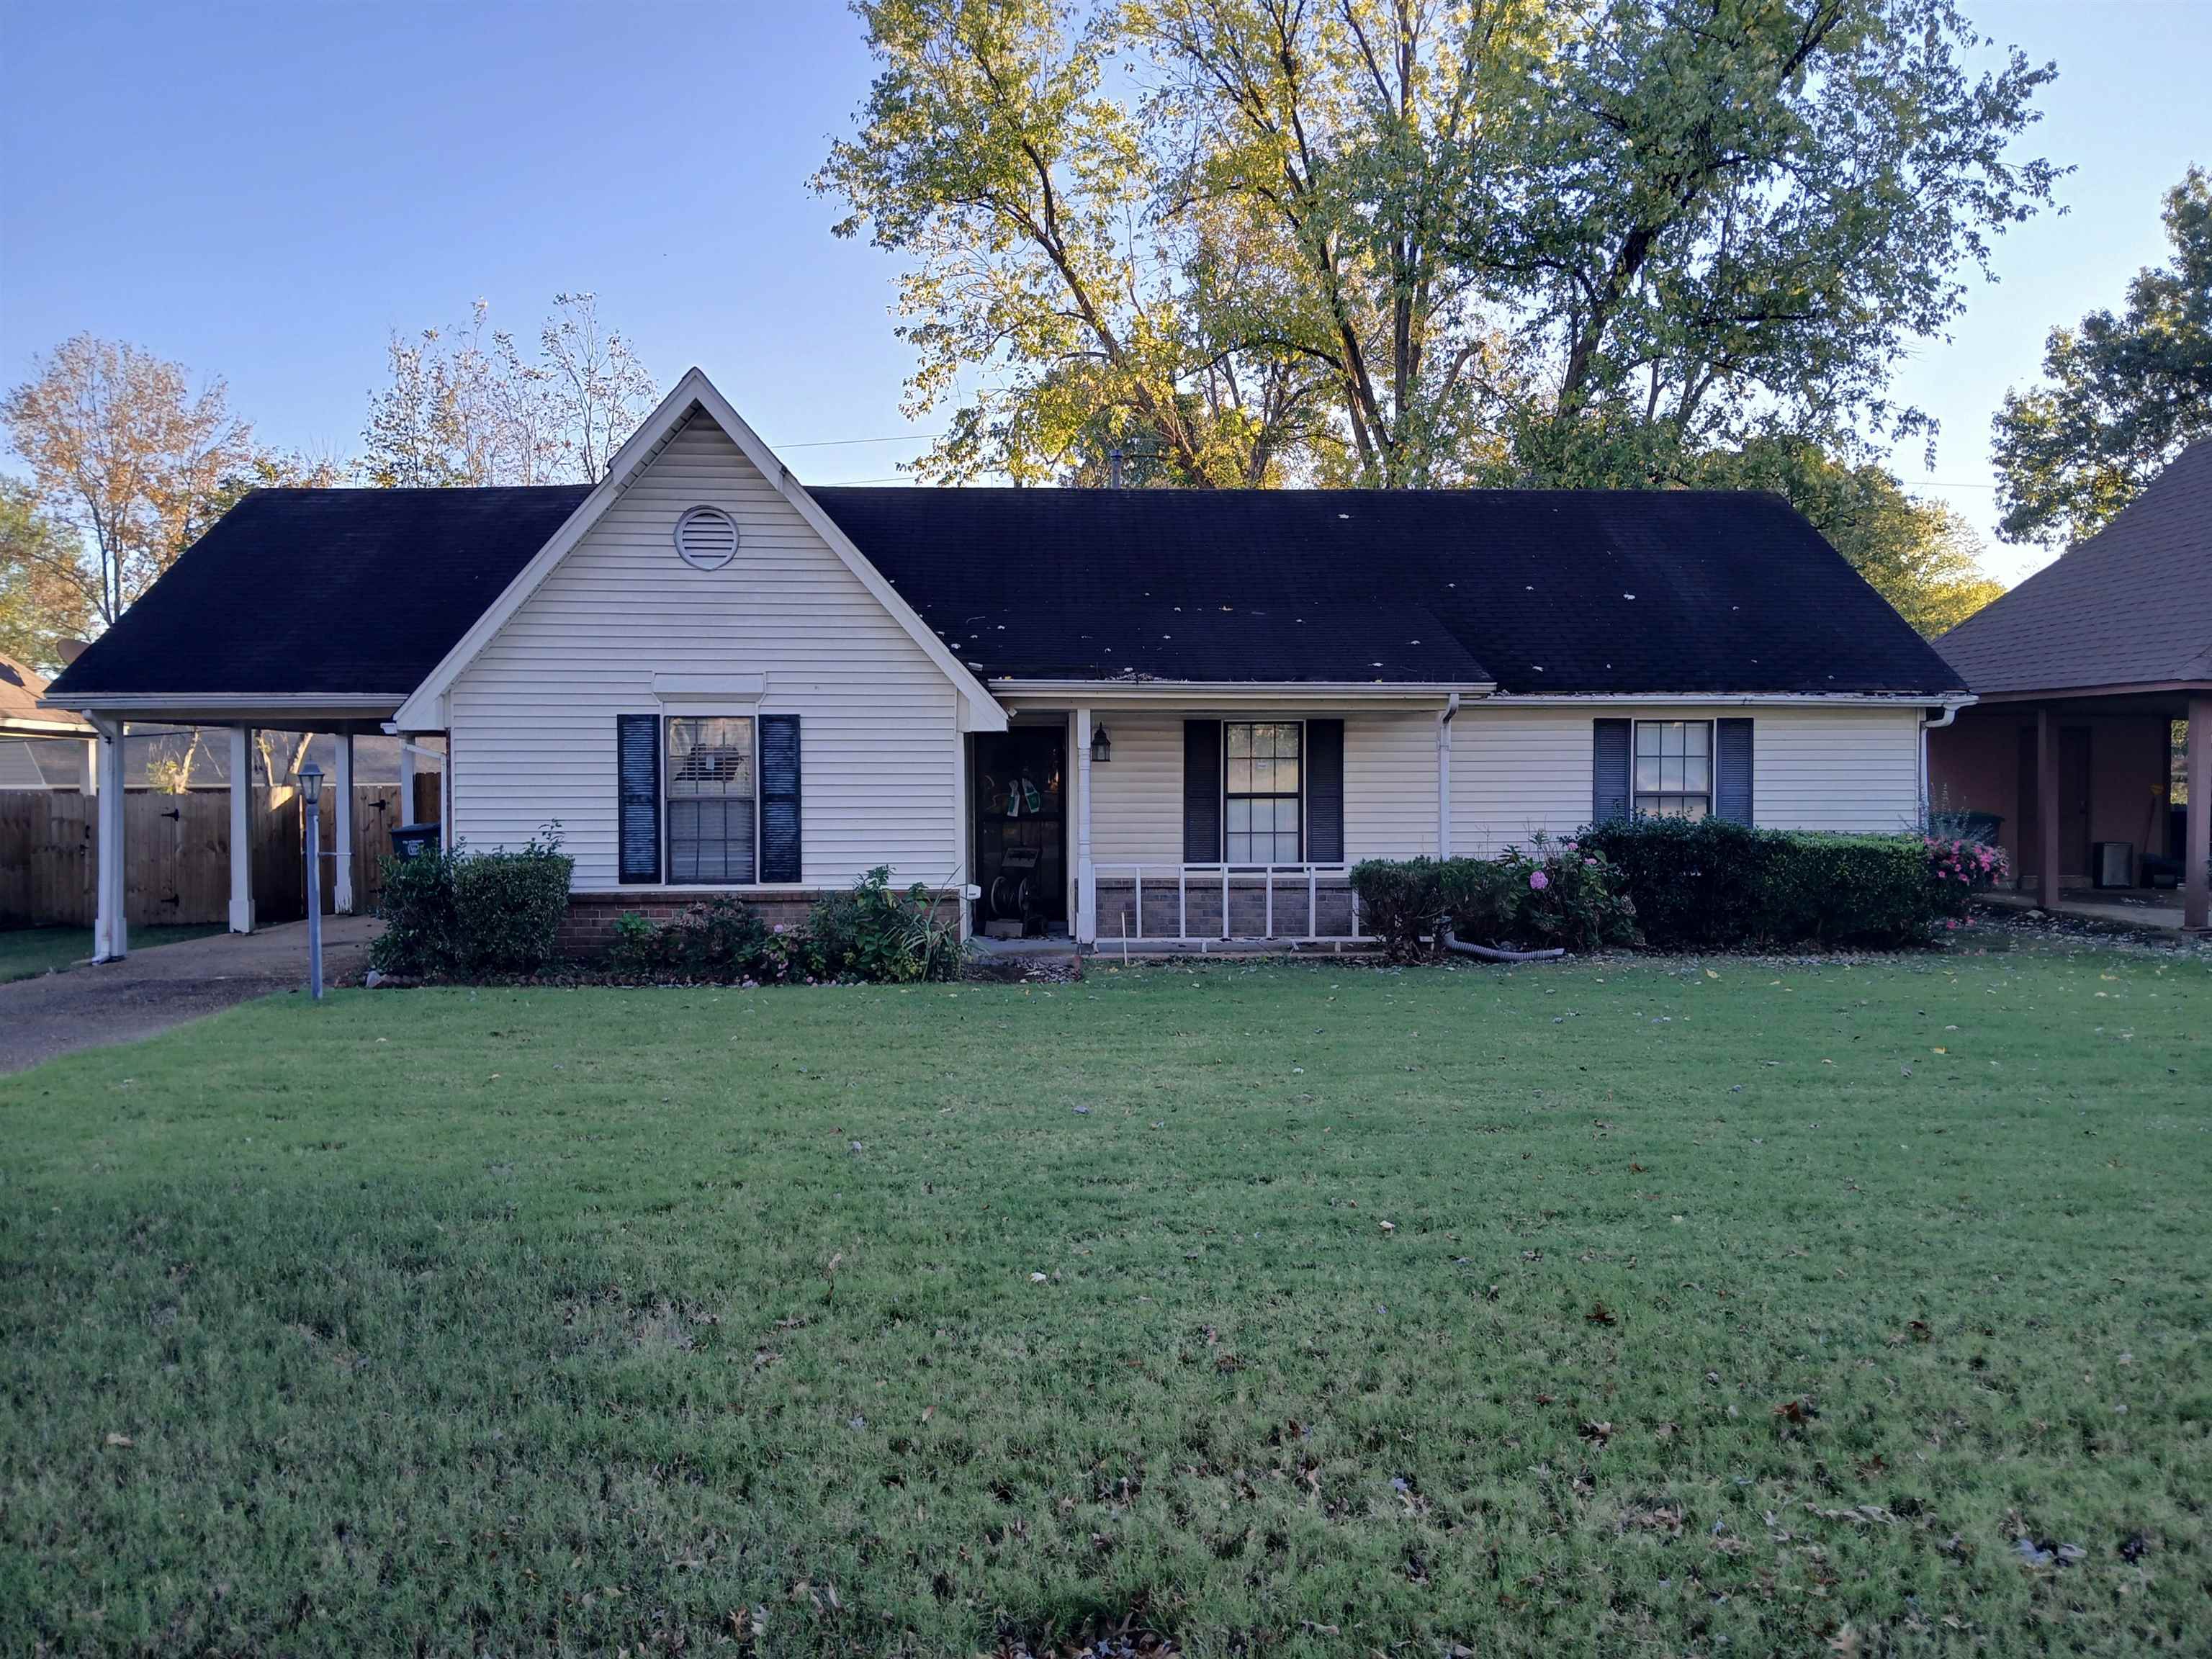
[
  {"left": 1992, "top": 168, "right": 2212, "bottom": 547},
  {"left": 819, "top": 0, "right": 2057, "bottom": 493}
]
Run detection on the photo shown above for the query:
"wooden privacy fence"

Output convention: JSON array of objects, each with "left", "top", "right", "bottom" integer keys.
[{"left": 0, "top": 785, "right": 405, "bottom": 929}]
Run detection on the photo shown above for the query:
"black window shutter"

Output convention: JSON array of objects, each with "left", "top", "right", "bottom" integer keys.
[
  {"left": 1183, "top": 719, "right": 1222, "bottom": 862},
  {"left": 1592, "top": 719, "right": 1631, "bottom": 824},
  {"left": 617, "top": 714, "right": 661, "bottom": 884},
  {"left": 1715, "top": 717, "right": 1754, "bottom": 824},
  {"left": 1306, "top": 719, "right": 1344, "bottom": 863},
  {"left": 758, "top": 714, "right": 803, "bottom": 884}
]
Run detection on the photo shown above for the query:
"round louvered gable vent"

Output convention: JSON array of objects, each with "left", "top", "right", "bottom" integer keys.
[{"left": 674, "top": 505, "right": 738, "bottom": 570}]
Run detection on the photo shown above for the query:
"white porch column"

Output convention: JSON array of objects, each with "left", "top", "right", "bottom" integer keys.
[
  {"left": 1074, "top": 707, "right": 1096, "bottom": 944},
  {"left": 2185, "top": 695, "right": 2210, "bottom": 934},
  {"left": 1436, "top": 693, "right": 1459, "bottom": 859},
  {"left": 82, "top": 737, "right": 99, "bottom": 795},
  {"left": 92, "top": 718, "right": 127, "bottom": 961},
  {"left": 398, "top": 739, "right": 417, "bottom": 824},
  {"left": 227, "top": 724, "right": 255, "bottom": 932},
  {"left": 331, "top": 731, "right": 356, "bottom": 914},
  {"left": 439, "top": 732, "right": 454, "bottom": 849}
]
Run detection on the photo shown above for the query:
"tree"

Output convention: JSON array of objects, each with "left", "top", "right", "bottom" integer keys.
[
  {"left": 0, "top": 483, "right": 93, "bottom": 672},
  {"left": 1992, "top": 168, "right": 2212, "bottom": 547},
  {"left": 359, "top": 295, "right": 657, "bottom": 487},
  {"left": 818, "top": 0, "right": 2056, "bottom": 487},
  {"left": 2, "top": 335, "right": 259, "bottom": 625}
]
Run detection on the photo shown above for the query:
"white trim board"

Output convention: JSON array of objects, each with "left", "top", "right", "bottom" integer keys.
[{"left": 392, "top": 367, "right": 1007, "bottom": 734}]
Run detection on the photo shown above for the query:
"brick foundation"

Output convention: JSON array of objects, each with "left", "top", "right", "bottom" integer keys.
[{"left": 559, "top": 889, "right": 962, "bottom": 959}]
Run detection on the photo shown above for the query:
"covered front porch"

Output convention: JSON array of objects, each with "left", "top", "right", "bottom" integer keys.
[
  {"left": 987, "top": 691, "right": 1460, "bottom": 952},
  {"left": 1926, "top": 691, "right": 2208, "bottom": 932}
]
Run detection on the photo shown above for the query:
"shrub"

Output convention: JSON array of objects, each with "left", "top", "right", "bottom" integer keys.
[
  {"left": 1354, "top": 840, "right": 1637, "bottom": 958},
  {"left": 372, "top": 846, "right": 463, "bottom": 978},
  {"left": 1448, "top": 834, "right": 1638, "bottom": 954},
  {"left": 804, "top": 866, "right": 964, "bottom": 983},
  {"left": 1349, "top": 858, "right": 1446, "bottom": 960},
  {"left": 1581, "top": 818, "right": 2007, "bottom": 949},
  {"left": 371, "top": 824, "right": 574, "bottom": 979}
]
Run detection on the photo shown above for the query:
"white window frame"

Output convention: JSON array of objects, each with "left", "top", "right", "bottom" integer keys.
[
  {"left": 1220, "top": 719, "right": 1308, "bottom": 867},
  {"left": 1633, "top": 718, "right": 1714, "bottom": 819},
  {"left": 662, "top": 711, "right": 763, "bottom": 886}
]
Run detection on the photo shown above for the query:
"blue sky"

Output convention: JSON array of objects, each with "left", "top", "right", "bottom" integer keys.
[{"left": 3, "top": 1, "right": 2205, "bottom": 583}]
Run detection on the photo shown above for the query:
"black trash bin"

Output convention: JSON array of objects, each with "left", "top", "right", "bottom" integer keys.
[{"left": 390, "top": 823, "right": 442, "bottom": 860}]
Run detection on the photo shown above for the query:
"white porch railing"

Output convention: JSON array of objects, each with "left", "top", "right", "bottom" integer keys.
[{"left": 1085, "top": 861, "right": 1377, "bottom": 948}]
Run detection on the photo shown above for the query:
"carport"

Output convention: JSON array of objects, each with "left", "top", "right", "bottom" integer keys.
[{"left": 1929, "top": 441, "right": 2211, "bottom": 932}]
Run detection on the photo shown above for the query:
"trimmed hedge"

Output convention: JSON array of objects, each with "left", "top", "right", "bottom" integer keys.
[
  {"left": 1354, "top": 822, "right": 2008, "bottom": 957},
  {"left": 1580, "top": 818, "right": 2004, "bottom": 949},
  {"left": 371, "top": 826, "right": 575, "bottom": 980},
  {"left": 1349, "top": 835, "right": 1636, "bottom": 959}
]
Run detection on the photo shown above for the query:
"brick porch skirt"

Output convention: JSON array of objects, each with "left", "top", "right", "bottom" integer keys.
[{"left": 559, "top": 889, "right": 961, "bottom": 958}]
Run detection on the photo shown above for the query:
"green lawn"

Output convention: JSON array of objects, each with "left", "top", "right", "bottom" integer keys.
[
  {"left": 0, "top": 922, "right": 226, "bottom": 984},
  {"left": 2, "top": 945, "right": 2207, "bottom": 1655}
]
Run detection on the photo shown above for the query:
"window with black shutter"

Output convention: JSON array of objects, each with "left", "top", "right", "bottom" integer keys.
[{"left": 617, "top": 714, "right": 662, "bottom": 884}]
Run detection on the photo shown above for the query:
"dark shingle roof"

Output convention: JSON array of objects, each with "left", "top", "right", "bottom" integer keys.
[
  {"left": 48, "top": 487, "right": 592, "bottom": 699},
  {"left": 1937, "top": 441, "right": 2212, "bottom": 697},
  {"left": 816, "top": 486, "right": 1962, "bottom": 695},
  {"left": 47, "top": 480, "right": 1963, "bottom": 701}
]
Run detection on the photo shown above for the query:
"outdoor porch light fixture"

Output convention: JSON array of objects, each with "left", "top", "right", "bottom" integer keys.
[
  {"left": 1090, "top": 723, "right": 1112, "bottom": 764},
  {"left": 297, "top": 760, "right": 323, "bottom": 806}
]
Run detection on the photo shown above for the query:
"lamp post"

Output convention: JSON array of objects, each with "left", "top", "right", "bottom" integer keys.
[{"left": 300, "top": 761, "right": 324, "bottom": 1002}]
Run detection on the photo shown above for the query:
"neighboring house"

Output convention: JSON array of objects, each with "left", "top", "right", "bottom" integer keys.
[
  {"left": 1930, "top": 441, "right": 2210, "bottom": 931},
  {"left": 44, "top": 369, "right": 1968, "bottom": 961},
  {"left": 0, "top": 654, "right": 94, "bottom": 789}
]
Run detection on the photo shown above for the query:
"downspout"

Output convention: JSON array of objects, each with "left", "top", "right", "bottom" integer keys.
[
  {"left": 1436, "top": 692, "right": 1460, "bottom": 860},
  {"left": 1920, "top": 701, "right": 1966, "bottom": 827}
]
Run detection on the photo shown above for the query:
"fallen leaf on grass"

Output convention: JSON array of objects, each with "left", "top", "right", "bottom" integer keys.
[
  {"left": 1586, "top": 1302, "right": 1617, "bottom": 1326},
  {"left": 103, "top": 1432, "right": 132, "bottom": 1448},
  {"left": 1578, "top": 1420, "right": 1614, "bottom": 1446}
]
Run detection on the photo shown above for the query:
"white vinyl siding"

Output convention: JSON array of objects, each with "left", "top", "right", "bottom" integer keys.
[
  {"left": 1344, "top": 711, "right": 1437, "bottom": 860},
  {"left": 1087, "top": 714, "right": 1184, "bottom": 865},
  {"left": 1452, "top": 703, "right": 1924, "bottom": 851},
  {"left": 1084, "top": 711, "right": 1434, "bottom": 866},
  {"left": 448, "top": 413, "right": 963, "bottom": 889}
]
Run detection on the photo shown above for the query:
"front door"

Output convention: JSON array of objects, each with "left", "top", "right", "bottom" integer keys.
[{"left": 970, "top": 727, "right": 1068, "bottom": 935}]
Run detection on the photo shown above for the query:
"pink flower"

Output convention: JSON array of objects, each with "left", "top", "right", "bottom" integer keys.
[{"left": 1529, "top": 870, "right": 1550, "bottom": 891}]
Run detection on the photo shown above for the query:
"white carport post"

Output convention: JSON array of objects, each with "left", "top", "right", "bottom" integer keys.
[
  {"left": 331, "top": 731, "right": 356, "bottom": 914},
  {"left": 398, "top": 739, "right": 416, "bottom": 824},
  {"left": 1074, "top": 706, "right": 1096, "bottom": 945},
  {"left": 228, "top": 724, "right": 255, "bottom": 932},
  {"left": 91, "top": 716, "right": 128, "bottom": 961}
]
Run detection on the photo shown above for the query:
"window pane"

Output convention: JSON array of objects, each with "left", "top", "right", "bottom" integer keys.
[
  {"left": 1226, "top": 832, "right": 1254, "bottom": 863},
  {"left": 1227, "top": 757, "right": 1251, "bottom": 793},
  {"left": 1663, "top": 754, "right": 1683, "bottom": 791},
  {"left": 1228, "top": 725, "right": 1251, "bottom": 758},
  {"left": 1271, "top": 796, "right": 1300, "bottom": 834},
  {"left": 1226, "top": 798, "right": 1251, "bottom": 833},
  {"left": 1685, "top": 721, "right": 1709, "bottom": 757},
  {"left": 1275, "top": 757, "right": 1300, "bottom": 792},
  {"left": 1636, "top": 723, "right": 1661, "bottom": 757},
  {"left": 1251, "top": 757, "right": 1274, "bottom": 793},
  {"left": 1635, "top": 755, "right": 1660, "bottom": 791},
  {"left": 1686, "top": 752, "right": 1711, "bottom": 791},
  {"left": 666, "top": 716, "right": 755, "bottom": 882}
]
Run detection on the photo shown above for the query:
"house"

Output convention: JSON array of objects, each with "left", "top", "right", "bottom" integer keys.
[
  {"left": 43, "top": 369, "right": 1969, "bottom": 961},
  {"left": 0, "top": 654, "right": 94, "bottom": 789},
  {"left": 1930, "top": 441, "right": 2210, "bottom": 932}
]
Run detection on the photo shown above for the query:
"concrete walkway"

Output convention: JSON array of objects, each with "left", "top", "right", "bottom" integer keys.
[
  {"left": 0, "top": 916, "right": 380, "bottom": 1076},
  {"left": 1978, "top": 889, "right": 2196, "bottom": 935}
]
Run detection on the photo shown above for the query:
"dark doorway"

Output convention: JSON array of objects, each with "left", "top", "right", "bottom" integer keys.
[{"left": 971, "top": 727, "right": 1067, "bottom": 935}]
